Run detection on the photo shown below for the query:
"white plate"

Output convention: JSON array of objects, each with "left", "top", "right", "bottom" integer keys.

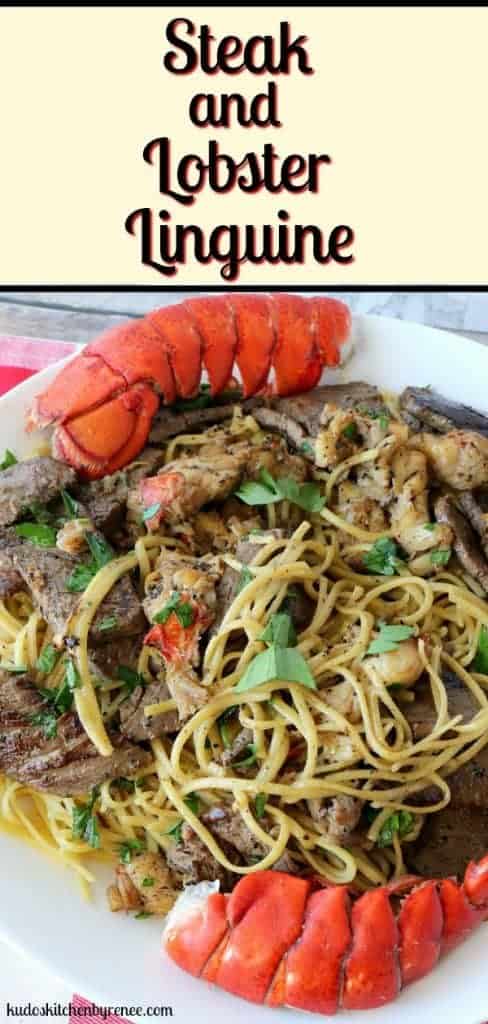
[{"left": 0, "top": 313, "right": 487, "bottom": 1023}]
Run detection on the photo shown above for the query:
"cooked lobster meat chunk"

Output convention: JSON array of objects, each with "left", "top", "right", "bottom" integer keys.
[
  {"left": 9, "top": 543, "right": 144, "bottom": 644},
  {"left": 400, "top": 386, "right": 488, "bottom": 436},
  {"left": 108, "top": 852, "right": 177, "bottom": 915},
  {"left": 415, "top": 430, "right": 488, "bottom": 490},
  {"left": 307, "top": 795, "right": 362, "bottom": 844},
  {"left": 434, "top": 494, "right": 488, "bottom": 591},
  {"left": 389, "top": 447, "right": 453, "bottom": 569},
  {"left": 130, "top": 453, "right": 243, "bottom": 530},
  {"left": 166, "top": 822, "right": 233, "bottom": 890},
  {"left": 0, "top": 670, "right": 151, "bottom": 796},
  {"left": 0, "top": 456, "right": 76, "bottom": 526}
]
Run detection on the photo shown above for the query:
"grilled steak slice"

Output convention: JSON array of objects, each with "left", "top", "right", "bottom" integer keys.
[
  {"left": 0, "top": 670, "right": 151, "bottom": 795},
  {"left": 400, "top": 387, "right": 488, "bottom": 436},
  {"left": 149, "top": 403, "right": 255, "bottom": 444},
  {"left": 120, "top": 678, "right": 179, "bottom": 740},
  {"left": 405, "top": 670, "right": 488, "bottom": 809},
  {"left": 75, "top": 447, "right": 166, "bottom": 536},
  {"left": 89, "top": 636, "right": 143, "bottom": 681},
  {"left": 455, "top": 489, "right": 488, "bottom": 560},
  {"left": 0, "top": 457, "right": 76, "bottom": 526},
  {"left": 434, "top": 494, "right": 488, "bottom": 591},
  {"left": 407, "top": 805, "right": 488, "bottom": 879},
  {"left": 0, "top": 563, "right": 23, "bottom": 600},
  {"left": 9, "top": 544, "right": 144, "bottom": 643}
]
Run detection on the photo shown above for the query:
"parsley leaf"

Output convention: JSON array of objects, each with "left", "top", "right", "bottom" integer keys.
[
  {"left": 61, "top": 490, "right": 79, "bottom": 519},
  {"left": 235, "top": 470, "right": 325, "bottom": 514},
  {"left": 67, "top": 533, "right": 115, "bottom": 592},
  {"left": 184, "top": 793, "right": 200, "bottom": 816},
  {"left": 233, "top": 744, "right": 258, "bottom": 768},
  {"left": 377, "top": 810, "right": 413, "bottom": 848},
  {"left": 237, "top": 567, "right": 254, "bottom": 593},
  {"left": 342, "top": 422, "right": 358, "bottom": 441},
  {"left": 367, "top": 623, "right": 415, "bottom": 656},
  {"left": 235, "top": 645, "right": 316, "bottom": 693},
  {"left": 97, "top": 615, "right": 118, "bottom": 632},
  {"left": 472, "top": 626, "right": 488, "bottom": 674},
  {"left": 0, "top": 449, "right": 17, "bottom": 471},
  {"left": 117, "top": 665, "right": 144, "bottom": 695},
  {"left": 217, "top": 705, "right": 237, "bottom": 748},
  {"left": 134, "top": 911, "right": 153, "bottom": 920},
  {"left": 66, "top": 563, "right": 98, "bottom": 592},
  {"left": 153, "top": 591, "right": 194, "bottom": 628},
  {"left": 86, "top": 533, "right": 114, "bottom": 568},
  {"left": 363, "top": 537, "right": 406, "bottom": 576},
  {"left": 173, "top": 383, "right": 212, "bottom": 412},
  {"left": 29, "top": 708, "right": 58, "bottom": 739},
  {"left": 119, "top": 837, "right": 146, "bottom": 864},
  {"left": 430, "top": 547, "right": 452, "bottom": 566},
  {"left": 142, "top": 502, "right": 161, "bottom": 522},
  {"left": 15, "top": 523, "right": 57, "bottom": 547},
  {"left": 72, "top": 786, "right": 101, "bottom": 848},
  {"left": 165, "top": 820, "right": 183, "bottom": 843},
  {"left": 36, "top": 644, "right": 59, "bottom": 675},
  {"left": 259, "top": 612, "right": 297, "bottom": 649},
  {"left": 142, "top": 876, "right": 155, "bottom": 887},
  {"left": 254, "top": 793, "right": 267, "bottom": 819},
  {"left": 300, "top": 440, "right": 314, "bottom": 457}
]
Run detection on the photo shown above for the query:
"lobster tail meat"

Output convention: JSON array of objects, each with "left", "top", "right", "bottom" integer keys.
[
  {"left": 26, "top": 294, "right": 352, "bottom": 480},
  {"left": 163, "top": 856, "right": 488, "bottom": 1014}
]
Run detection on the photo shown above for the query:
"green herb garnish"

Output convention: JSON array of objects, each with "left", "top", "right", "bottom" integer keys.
[
  {"left": 119, "top": 837, "right": 146, "bottom": 864},
  {"left": 174, "top": 383, "right": 212, "bottom": 412},
  {"left": 254, "top": 793, "right": 267, "bottom": 819},
  {"left": 117, "top": 665, "right": 144, "bottom": 695},
  {"left": 235, "top": 469, "right": 325, "bottom": 514},
  {"left": 86, "top": 533, "right": 114, "bottom": 567},
  {"left": 142, "top": 502, "right": 161, "bottom": 522},
  {"left": 97, "top": 615, "right": 118, "bottom": 633},
  {"left": 165, "top": 820, "right": 183, "bottom": 843},
  {"left": 472, "top": 625, "right": 488, "bottom": 674},
  {"left": 134, "top": 911, "right": 153, "bottom": 920},
  {"left": 153, "top": 591, "right": 194, "bottom": 628},
  {"left": 36, "top": 644, "right": 59, "bottom": 675},
  {"left": 377, "top": 810, "right": 413, "bottom": 848},
  {"left": 342, "top": 422, "right": 358, "bottom": 441},
  {"left": 0, "top": 449, "right": 17, "bottom": 470},
  {"left": 424, "top": 522, "right": 436, "bottom": 532},
  {"left": 237, "top": 567, "right": 253, "bottom": 593},
  {"left": 29, "top": 708, "right": 58, "bottom": 739},
  {"left": 15, "top": 523, "right": 57, "bottom": 547},
  {"left": 300, "top": 440, "right": 314, "bottom": 457},
  {"left": 363, "top": 537, "right": 406, "bottom": 576},
  {"left": 367, "top": 623, "right": 415, "bottom": 656},
  {"left": 61, "top": 490, "right": 79, "bottom": 519},
  {"left": 184, "top": 793, "right": 200, "bottom": 816},
  {"left": 235, "top": 612, "right": 315, "bottom": 693},
  {"left": 66, "top": 563, "right": 98, "bottom": 592},
  {"left": 430, "top": 547, "right": 452, "bottom": 566},
  {"left": 142, "top": 877, "right": 155, "bottom": 887},
  {"left": 72, "top": 786, "right": 101, "bottom": 849},
  {"left": 217, "top": 705, "right": 237, "bottom": 748},
  {"left": 233, "top": 744, "right": 257, "bottom": 769}
]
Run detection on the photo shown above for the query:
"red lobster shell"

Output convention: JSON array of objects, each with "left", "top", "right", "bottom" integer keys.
[
  {"left": 26, "top": 294, "right": 351, "bottom": 479},
  {"left": 163, "top": 861, "right": 488, "bottom": 1013}
]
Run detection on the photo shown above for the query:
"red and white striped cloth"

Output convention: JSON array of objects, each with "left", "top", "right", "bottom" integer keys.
[{"left": 0, "top": 334, "right": 131, "bottom": 1024}]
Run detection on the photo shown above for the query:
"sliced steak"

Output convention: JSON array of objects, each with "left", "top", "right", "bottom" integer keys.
[
  {"left": 75, "top": 447, "right": 166, "bottom": 536},
  {"left": 165, "top": 822, "right": 233, "bottom": 889},
  {"left": 10, "top": 544, "right": 144, "bottom": 643},
  {"left": 405, "top": 670, "right": 488, "bottom": 810},
  {"left": 89, "top": 636, "right": 143, "bottom": 681},
  {"left": 407, "top": 805, "right": 488, "bottom": 879},
  {"left": 434, "top": 494, "right": 488, "bottom": 591},
  {"left": 251, "top": 384, "right": 384, "bottom": 455},
  {"left": 455, "top": 489, "right": 488, "bottom": 560},
  {"left": 0, "top": 457, "right": 76, "bottom": 526},
  {"left": 0, "top": 670, "right": 151, "bottom": 796},
  {"left": 149, "top": 403, "right": 254, "bottom": 444},
  {"left": 400, "top": 387, "right": 488, "bottom": 436},
  {"left": 120, "top": 678, "right": 179, "bottom": 740},
  {"left": 202, "top": 805, "right": 266, "bottom": 860}
]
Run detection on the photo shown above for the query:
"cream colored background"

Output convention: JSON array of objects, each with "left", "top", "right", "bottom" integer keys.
[{"left": 1, "top": 5, "right": 487, "bottom": 285}]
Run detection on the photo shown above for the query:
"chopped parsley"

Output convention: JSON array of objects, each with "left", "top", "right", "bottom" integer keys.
[
  {"left": 165, "top": 820, "right": 184, "bottom": 843},
  {"left": 300, "top": 440, "right": 314, "bottom": 457},
  {"left": 472, "top": 626, "right": 488, "bottom": 674},
  {"left": 66, "top": 532, "right": 114, "bottom": 592},
  {"left": 119, "top": 837, "right": 146, "bottom": 864},
  {"left": 35, "top": 644, "right": 59, "bottom": 675},
  {"left": 430, "top": 547, "right": 452, "bottom": 566},
  {"left": 97, "top": 615, "right": 118, "bottom": 632},
  {"left": 61, "top": 490, "right": 79, "bottom": 519},
  {"left": 363, "top": 537, "right": 406, "bottom": 576},
  {"left": 235, "top": 469, "right": 325, "bottom": 514},
  {"left": 0, "top": 449, "right": 17, "bottom": 471},
  {"left": 15, "top": 522, "right": 57, "bottom": 547},
  {"left": 142, "top": 877, "right": 155, "bottom": 887},
  {"left": 254, "top": 793, "right": 267, "bottom": 819},
  {"left": 72, "top": 786, "right": 101, "bottom": 849},
  {"left": 217, "top": 705, "right": 237, "bottom": 748},
  {"left": 233, "top": 744, "right": 258, "bottom": 769},
  {"left": 173, "top": 383, "right": 212, "bottom": 412},
  {"left": 235, "top": 612, "right": 315, "bottom": 693},
  {"left": 153, "top": 591, "right": 195, "bottom": 628},
  {"left": 134, "top": 911, "right": 153, "bottom": 920},
  {"left": 184, "top": 793, "right": 200, "bottom": 816},
  {"left": 342, "top": 422, "right": 358, "bottom": 441},
  {"left": 142, "top": 502, "right": 161, "bottom": 522},
  {"left": 29, "top": 708, "right": 58, "bottom": 739},
  {"left": 377, "top": 811, "right": 414, "bottom": 848},
  {"left": 36, "top": 657, "right": 81, "bottom": 720},
  {"left": 117, "top": 665, "right": 145, "bottom": 695},
  {"left": 237, "top": 567, "right": 254, "bottom": 593},
  {"left": 367, "top": 623, "right": 415, "bottom": 656}
]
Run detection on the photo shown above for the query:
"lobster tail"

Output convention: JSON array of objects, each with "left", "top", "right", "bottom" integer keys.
[
  {"left": 163, "top": 857, "right": 488, "bottom": 1014},
  {"left": 26, "top": 294, "right": 352, "bottom": 479}
]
